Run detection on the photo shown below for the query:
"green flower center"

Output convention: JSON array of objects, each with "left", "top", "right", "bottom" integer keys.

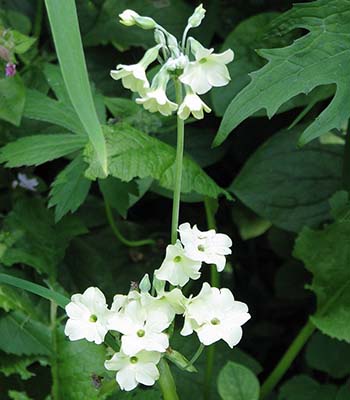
[
  {"left": 197, "top": 244, "right": 205, "bottom": 252},
  {"left": 211, "top": 318, "right": 220, "bottom": 325},
  {"left": 137, "top": 329, "right": 145, "bottom": 337},
  {"left": 130, "top": 356, "right": 138, "bottom": 364},
  {"left": 199, "top": 58, "right": 207, "bottom": 64},
  {"left": 173, "top": 255, "right": 182, "bottom": 263},
  {"left": 89, "top": 314, "right": 98, "bottom": 323}
]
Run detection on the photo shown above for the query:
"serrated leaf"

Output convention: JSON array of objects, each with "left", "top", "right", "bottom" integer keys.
[
  {"left": 84, "top": 124, "right": 229, "bottom": 200},
  {"left": 49, "top": 155, "right": 92, "bottom": 222},
  {"left": 0, "top": 352, "right": 45, "bottom": 380},
  {"left": 0, "top": 134, "right": 87, "bottom": 167},
  {"left": 214, "top": 0, "right": 350, "bottom": 147},
  {"left": 53, "top": 330, "right": 108, "bottom": 400},
  {"left": 217, "top": 361, "right": 260, "bottom": 400},
  {"left": 0, "top": 311, "right": 51, "bottom": 356},
  {"left": 0, "top": 76, "right": 25, "bottom": 126},
  {"left": 278, "top": 375, "right": 338, "bottom": 400},
  {"left": 1, "top": 198, "right": 87, "bottom": 278},
  {"left": 23, "top": 89, "right": 85, "bottom": 134},
  {"left": 306, "top": 332, "right": 350, "bottom": 379},
  {"left": 12, "top": 30, "right": 36, "bottom": 54},
  {"left": 294, "top": 219, "right": 350, "bottom": 341},
  {"left": 230, "top": 125, "right": 342, "bottom": 232}
]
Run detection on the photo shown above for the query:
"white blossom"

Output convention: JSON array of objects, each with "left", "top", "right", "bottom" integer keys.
[
  {"left": 155, "top": 240, "right": 202, "bottom": 286},
  {"left": 180, "top": 37, "right": 234, "bottom": 95},
  {"left": 111, "top": 45, "right": 161, "bottom": 95},
  {"left": 178, "top": 222, "right": 232, "bottom": 272},
  {"left": 12, "top": 173, "right": 39, "bottom": 192},
  {"left": 119, "top": 9, "right": 156, "bottom": 30},
  {"left": 178, "top": 90, "right": 211, "bottom": 120},
  {"left": 181, "top": 282, "right": 250, "bottom": 347},
  {"left": 108, "top": 298, "right": 172, "bottom": 355},
  {"left": 105, "top": 350, "right": 161, "bottom": 391},
  {"left": 64, "top": 287, "right": 110, "bottom": 344},
  {"left": 136, "top": 68, "right": 178, "bottom": 116}
]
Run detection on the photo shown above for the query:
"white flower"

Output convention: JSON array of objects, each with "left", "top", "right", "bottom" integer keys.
[
  {"left": 64, "top": 287, "right": 110, "bottom": 344},
  {"left": 108, "top": 299, "right": 171, "bottom": 355},
  {"left": 188, "top": 4, "right": 206, "bottom": 28},
  {"left": 181, "top": 282, "right": 250, "bottom": 347},
  {"left": 111, "top": 45, "right": 161, "bottom": 94},
  {"left": 179, "top": 37, "right": 234, "bottom": 95},
  {"left": 136, "top": 68, "right": 177, "bottom": 116},
  {"left": 178, "top": 91, "right": 211, "bottom": 120},
  {"left": 155, "top": 240, "right": 202, "bottom": 286},
  {"left": 105, "top": 350, "right": 161, "bottom": 391},
  {"left": 12, "top": 173, "right": 39, "bottom": 191},
  {"left": 178, "top": 222, "right": 232, "bottom": 272}
]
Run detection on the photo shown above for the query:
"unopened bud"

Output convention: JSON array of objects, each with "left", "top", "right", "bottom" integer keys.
[
  {"left": 188, "top": 4, "right": 206, "bottom": 28},
  {"left": 134, "top": 15, "right": 156, "bottom": 30},
  {"left": 119, "top": 9, "right": 139, "bottom": 26},
  {"left": 154, "top": 29, "right": 166, "bottom": 46}
]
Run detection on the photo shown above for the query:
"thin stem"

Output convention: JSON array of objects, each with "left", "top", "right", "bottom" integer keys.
[
  {"left": 158, "top": 359, "right": 179, "bottom": 400},
  {"left": 104, "top": 200, "right": 156, "bottom": 247},
  {"left": 187, "top": 343, "right": 205, "bottom": 368},
  {"left": 33, "top": 0, "right": 44, "bottom": 38},
  {"left": 204, "top": 346, "right": 215, "bottom": 400},
  {"left": 50, "top": 301, "right": 59, "bottom": 400},
  {"left": 260, "top": 320, "right": 316, "bottom": 399},
  {"left": 342, "top": 120, "right": 350, "bottom": 192},
  {"left": 171, "top": 79, "right": 184, "bottom": 244}
]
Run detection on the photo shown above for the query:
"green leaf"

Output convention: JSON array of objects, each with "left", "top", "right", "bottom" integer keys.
[
  {"left": 49, "top": 155, "right": 92, "bottom": 222},
  {"left": 306, "top": 332, "right": 350, "bottom": 379},
  {"left": 230, "top": 125, "right": 342, "bottom": 232},
  {"left": 278, "top": 375, "right": 338, "bottom": 400},
  {"left": 0, "top": 311, "right": 51, "bottom": 356},
  {"left": 43, "top": 63, "right": 72, "bottom": 105},
  {"left": 23, "top": 89, "right": 85, "bottom": 134},
  {"left": 214, "top": 0, "right": 350, "bottom": 147},
  {"left": 53, "top": 330, "right": 108, "bottom": 400},
  {"left": 8, "top": 391, "right": 33, "bottom": 400},
  {"left": 217, "top": 361, "right": 260, "bottom": 400},
  {"left": 45, "top": 0, "right": 107, "bottom": 174},
  {"left": 0, "top": 76, "right": 25, "bottom": 126},
  {"left": 1, "top": 198, "right": 87, "bottom": 278},
  {"left": 0, "top": 352, "right": 44, "bottom": 380},
  {"left": 12, "top": 30, "right": 36, "bottom": 54},
  {"left": 294, "top": 218, "right": 350, "bottom": 341},
  {"left": 0, "top": 134, "right": 87, "bottom": 167},
  {"left": 232, "top": 203, "right": 271, "bottom": 240},
  {"left": 84, "top": 124, "right": 229, "bottom": 200}
]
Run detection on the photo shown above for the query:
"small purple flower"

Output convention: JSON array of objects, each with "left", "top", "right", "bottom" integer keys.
[{"left": 5, "top": 63, "right": 16, "bottom": 77}]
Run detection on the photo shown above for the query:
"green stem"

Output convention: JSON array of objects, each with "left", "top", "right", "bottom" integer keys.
[
  {"left": 260, "top": 320, "right": 316, "bottom": 399},
  {"left": 342, "top": 120, "right": 350, "bottom": 192},
  {"left": 171, "top": 79, "right": 184, "bottom": 244},
  {"left": 33, "top": 0, "right": 44, "bottom": 38},
  {"left": 203, "top": 197, "right": 219, "bottom": 400},
  {"left": 187, "top": 343, "right": 205, "bottom": 369},
  {"left": 50, "top": 301, "right": 59, "bottom": 400},
  {"left": 158, "top": 359, "right": 179, "bottom": 400},
  {"left": 104, "top": 200, "right": 156, "bottom": 247}
]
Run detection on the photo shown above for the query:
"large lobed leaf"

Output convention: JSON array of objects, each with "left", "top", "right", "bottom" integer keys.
[
  {"left": 84, "top": 124, "right": 230, "bottom": 200},
  {"left": 294, "top": 217, "right": 350, "bottom": 342},
  {"left": 214, "top": 0, "right": 350, "bottom": 147}
]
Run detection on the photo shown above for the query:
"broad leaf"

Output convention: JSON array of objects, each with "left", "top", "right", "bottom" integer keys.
[
  {"left": 0, "top": 134, "right": 86, "bottom": 167},
  {"left": 214, "top": 0, "right": 350, "bottom": 147},
  {"left": 305, "top": 332, "right": 350, "bottom": 379},
  {"left": 0, "top": 311, "right": 51, "bottom": 356},
  {"left": 84, "top": 124, "right": 229, "bottom": 200},
  {"left": 52, "top": 330, "right": 108, "bottom": 400},
  {"left": 49, "top": 155, "right": 92, "bottom": 222},
  {"left": 294, "top": 218, "right": 350, "bottom": 341},
  {"left": 1, "top": 198, "right": 87, "bottom": 278},
  {"left": 0, "top": 76, "right": 25, "bottom": 126},
  {"left": 217, "top": 361, "right": 260, "bottom": 400},
  {"left": 230, "top": 125, "right": 342, "bottom": 232},
  {"left": 45, "top": 0, "right": 107, "bottom": 174}
]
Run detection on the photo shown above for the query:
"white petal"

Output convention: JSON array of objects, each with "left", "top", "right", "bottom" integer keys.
[
  {"left": 64, "top": 319, "right": 86, "bottom": 341},
  {"left": 196, "top": 323, "right": 222, "bottom": 346},
  {"left": 221, "top": 325, "right": 243, "bottom": 348},
  {"left": 135, "top": 363, "right": 159, "bottom": 386},
  {"left": 117, "top": 368, "right": 138, "bottom": 391}
]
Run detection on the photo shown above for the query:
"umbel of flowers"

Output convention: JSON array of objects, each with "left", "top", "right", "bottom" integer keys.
[
  {"left": 65, "top": 223, "right": 250, "bottom": 391},
  {"left": 110, "top": 5, "right": 234, "bottom": 119}
]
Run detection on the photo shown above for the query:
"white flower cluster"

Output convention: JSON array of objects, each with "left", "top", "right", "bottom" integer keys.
[
  {"left": 64, "top": 223, "right": 250, "bottom": 392},
  {"left": 111, "top": 5, "right": 234, "bottom": 119}
]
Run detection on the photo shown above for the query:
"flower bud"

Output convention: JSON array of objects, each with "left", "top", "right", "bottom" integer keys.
[
  {"left": 134, "top": 15, "right": 157, "bottom": 30},
  {"left": 154, "top": 29, "right": 166, "bottom": 46},
  {"left": 188, "top": 4, "right": 206, "bottom": 28},
  {"left": 119, "top": 9, "right": 139, "bottom": 26}
]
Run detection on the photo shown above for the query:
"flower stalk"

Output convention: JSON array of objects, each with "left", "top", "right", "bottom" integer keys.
[{"left": 158, "top": 359, "right": 180, "bottom": 400}]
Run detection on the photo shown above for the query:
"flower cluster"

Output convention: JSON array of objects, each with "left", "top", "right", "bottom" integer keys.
[
  {"left": 64, "top": 223, "right": 250, "bottom": 391},
  {"left": 110, "top": 5, "right": 233, "bottom": 119}
]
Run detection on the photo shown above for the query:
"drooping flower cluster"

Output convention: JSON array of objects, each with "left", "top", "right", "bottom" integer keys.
[
  {"left": 64, "top": 223, "right": 250, "bottom": 392},
  {"left": 110, "top": 5, "right": 233, "bottom": 119}
]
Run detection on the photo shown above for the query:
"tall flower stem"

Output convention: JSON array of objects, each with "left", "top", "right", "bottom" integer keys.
[
  {"left": 260, "top": 320, "right": 315, "bottom": 399},
  {"left": 171, "top": 79, "right": 184, "bottom": 244},
  {"left": 203, "top": 196, "right": 219, "bottom": 400},
  {"left": 158, "top": 358, "right": 180, "bottom": 400},
  {"left": 342, "top": 119, "right": 350, "bottom": 192}
]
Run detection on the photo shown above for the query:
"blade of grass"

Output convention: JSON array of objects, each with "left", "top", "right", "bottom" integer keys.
[{"left": 44, "top": 0, "right": 107, "bottom": 175}]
